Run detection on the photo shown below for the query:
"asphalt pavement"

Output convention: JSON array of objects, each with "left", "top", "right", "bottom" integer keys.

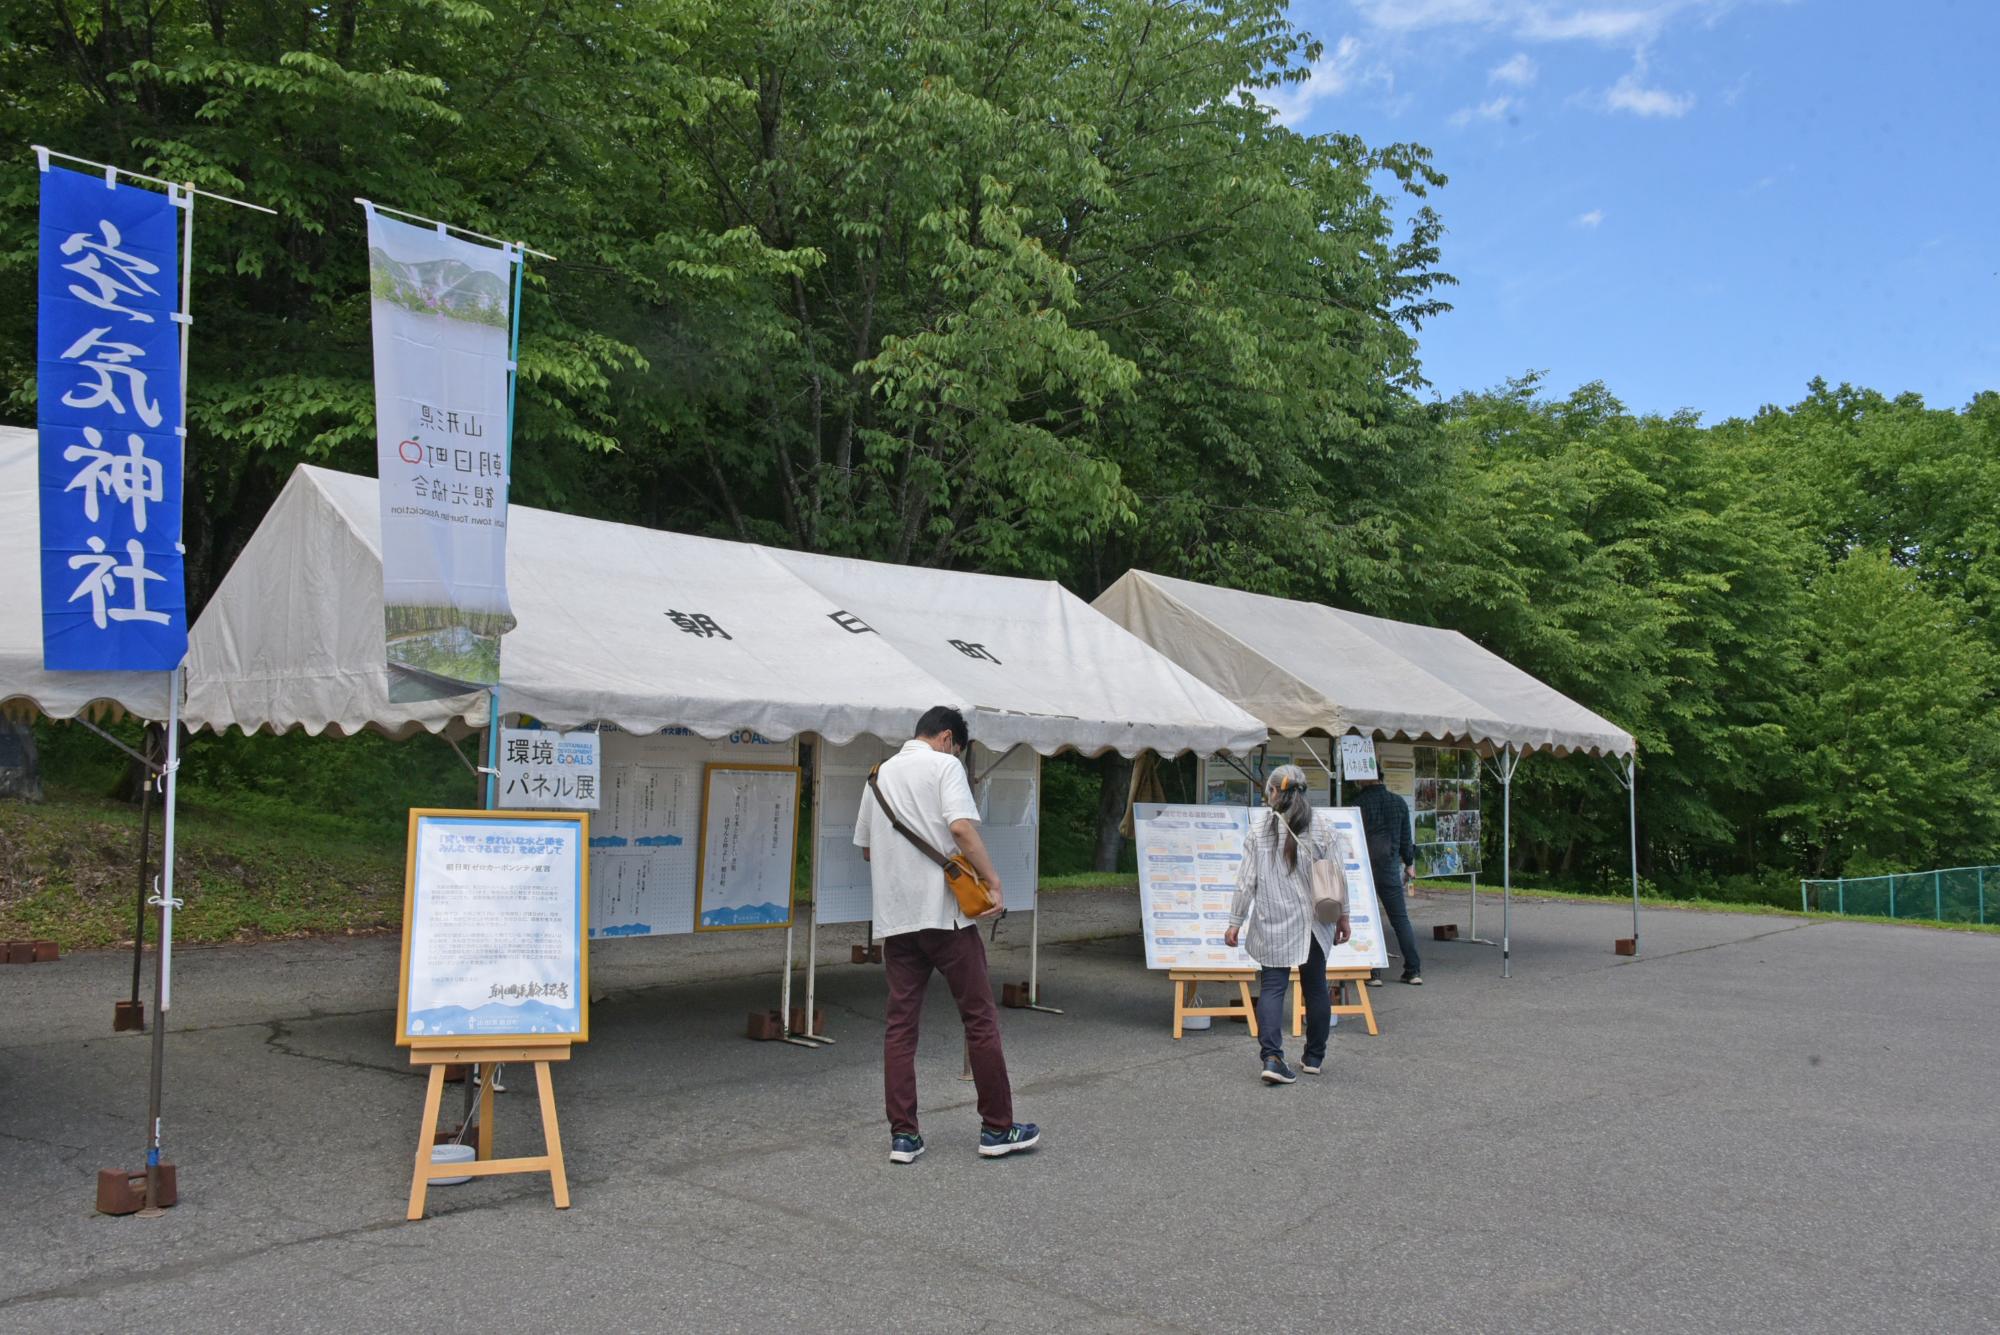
[{"left": 1, "top": 886, "right": 1994, "bottom": 1334}]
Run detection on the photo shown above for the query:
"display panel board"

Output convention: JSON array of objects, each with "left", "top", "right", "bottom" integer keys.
[
  {"left": 1378, "top": 742, "right": 1483, "bottom": 877},
  {"left": 588, "top": 727, "right": 795, "bottom": 938},
  {"left": 815, "top": 739, "right": 1039, "bottom": 925},
  {"left": 1198, "top": 741, "right": 1334, "bottom": 807},
  {"left": 695, "top": 763, "right": 800, "bottom": 930},
  {"left": 397, "top": 808, "right": 588, "bottom": 1044},
  {"left": 1135, "top": 803, "right": 1390, "bottom": 972}
]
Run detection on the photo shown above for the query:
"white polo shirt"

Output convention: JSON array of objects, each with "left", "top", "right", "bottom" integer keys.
[{"left": 853, "top": 739, "right": 982, "bottom": 940}]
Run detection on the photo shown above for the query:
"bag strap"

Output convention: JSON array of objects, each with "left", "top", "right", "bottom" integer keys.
[{"left": 868, "top": 767, "right": 953, "bottom": 870}]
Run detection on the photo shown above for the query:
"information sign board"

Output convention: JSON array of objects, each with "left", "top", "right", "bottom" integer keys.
[
  {"left": 1135, "top": 803, "right": 1389, "bottom": 972},
  {"left": 695, "top": 763, "right": 800, "bottom": 930},
  {"left": 397, "top": 808, "right": 588, "bottom": 1045}
]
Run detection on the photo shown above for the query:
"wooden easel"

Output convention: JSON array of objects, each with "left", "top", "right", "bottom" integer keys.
[
  {"left": 406, "top": 1037, "right": 572, "bottom": 1221},
  {"left": 1168, "top": 969, "right": 1260, "bottom": 1039},
  {"left": 1293, "top": 967, "right": 1379, "bottom": 1037}
]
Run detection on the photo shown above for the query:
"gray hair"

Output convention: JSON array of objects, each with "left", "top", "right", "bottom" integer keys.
[{"left": 1264, "top": 764, "right": 1314, "bottom": 869}]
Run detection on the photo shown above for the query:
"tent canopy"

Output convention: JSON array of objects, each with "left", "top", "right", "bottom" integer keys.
[
  {"left": 0, "top": 426, "right": 172, "bottom": 722},
  {"left": 185, "top": 465, "right": 1268, "bottom": 758},
  {"left": 1093, "top": 569, "right": 1634, "bottom": 759}
]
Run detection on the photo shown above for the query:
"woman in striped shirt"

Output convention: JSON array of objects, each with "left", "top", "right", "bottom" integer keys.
[{"left": 1224, "top": 765, "right": 1353, "bottom": 1084}]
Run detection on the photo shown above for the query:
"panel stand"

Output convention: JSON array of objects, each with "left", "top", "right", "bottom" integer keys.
[
  {"left": 406, "top": 1042, "right": 571, "bottom": 1220},
  {"left": 1168, "top": 969, "right": 1260, "bottom": 1039},
  {"left": 1463, "top": 872, "right": 1496, "bottom": 945},
  {"left": 1290, "top": 967, "right": 1380, "bottom": 1037}
]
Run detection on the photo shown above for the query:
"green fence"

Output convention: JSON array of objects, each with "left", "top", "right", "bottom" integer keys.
[{"left": 1800, "top": 866, "right": 1996, "bottom": 924}]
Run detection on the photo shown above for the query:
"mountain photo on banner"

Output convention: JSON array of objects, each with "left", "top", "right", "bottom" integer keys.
[{"left": 366, "top": 209, "right": 517, "bottom": 698}]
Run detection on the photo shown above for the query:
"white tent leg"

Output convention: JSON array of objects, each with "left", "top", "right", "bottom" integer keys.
[
  {"left": 802, "top": 740, "right": 832, "bottom": 1043},
  {"left": 1025, "top": 910, "right": 1063, "bottom": 1014},
  {"left": 804, "top": 903, "right": 831, "bottom": 1041},
  {"left": 1498, "top": 744, "right": 1519, "bottom": 979},
  {"left": 777, "top": 923, "right": 816, "bottom": 1048},
  {"left": 1626, "top": 757, "right": 1641, "bottom": 950}
]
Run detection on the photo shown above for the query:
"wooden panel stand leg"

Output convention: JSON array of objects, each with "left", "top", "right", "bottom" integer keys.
[
  {"left": 477, "top": 1063, "right": 496, "bottom": 1161},
  {"left": 1320, "top": 970, "right": 1382, "bottom": 1037},
  {"left": 1168, "top": 970, "right": 1262, "bottom": 1038},
  {"left": 535, "top": 1061, "right": 569, "bottom": 1209},
  {"left": 406, "top": 1043, "right": 572, "bottom": 1220},
  {"left": 406, "top": 1064, "right": 448, "bottom": 1221}
]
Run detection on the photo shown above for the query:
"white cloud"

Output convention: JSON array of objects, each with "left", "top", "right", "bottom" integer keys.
[
  {"left": 1489, "top": 53, "right": 1538, "bottom": 85},
  {"left": 1450, "top": 95, "right": 1517, "bottom": 126},
  {"left": 1577, "top": 209, "right": 1606, "bottom": 227},
  {"left": 1603, "top": 69, "right": 1694, "bottom": 116},
  {"left": 1257, "top": 35, "right": 1368, "bottom": 127},
  {"left": 1350, "top": 1, "right": 1694, "bottom": 45},
  {"left": 1520, "top": 6, "right": 1675, "bottom": 43}
]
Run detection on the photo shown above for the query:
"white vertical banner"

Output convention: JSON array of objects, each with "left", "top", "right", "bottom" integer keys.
[{"left": 364, "top": 206, "right": 517, "bottom": 696}]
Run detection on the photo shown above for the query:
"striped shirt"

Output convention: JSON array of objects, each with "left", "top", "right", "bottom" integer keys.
[{"left": 1229, "top": 811, "right": 1355, "bottom": 968}]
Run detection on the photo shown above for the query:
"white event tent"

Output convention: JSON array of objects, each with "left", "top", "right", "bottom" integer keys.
[
  {"left": 1094, "top": 569, "right": 1640, "bottom": 975},
  {"left": 185, "top": 465, "right": 1269, "bottom": 1029}
]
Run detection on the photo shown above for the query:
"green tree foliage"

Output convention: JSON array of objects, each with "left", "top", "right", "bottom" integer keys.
[
  {"left": 1772, "top": 551, "right": 1996, "bottom": 875},
  {"left": 1415, "top": 378, "right": 1997, "bottom": 887},
  {"left": 2, "top": 2, "right": 1990, "bottom": 888}
]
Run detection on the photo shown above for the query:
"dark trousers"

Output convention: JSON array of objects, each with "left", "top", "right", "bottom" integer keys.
[
  {"left": 1256, "top": 937, "right": 1330, "bottom": 1064},
  {"left": 883, "top": 926, "right": 1013, "bottom": 1134},
  {"left": 1372, "top": 877, "right": 1423, "bottom": 977}
]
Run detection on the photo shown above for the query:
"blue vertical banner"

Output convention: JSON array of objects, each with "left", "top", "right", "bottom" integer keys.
[{"left": 36, "top": 163, "right": 187, "bottom": 671}]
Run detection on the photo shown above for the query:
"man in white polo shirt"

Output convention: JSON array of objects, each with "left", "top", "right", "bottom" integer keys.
[{"left": 854, "top": 706, "right": 1041, "bottom": 1164}]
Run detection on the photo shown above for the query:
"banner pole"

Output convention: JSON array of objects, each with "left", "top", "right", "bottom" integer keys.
[
  {"left": 128, "top": 733, "right": 154, "bottom": 1021},
  {"left": 140, "top": 184, "right": 198, "bottom": 1214},
  {"left": 143, "top": 668, "right": 181, "bottom": 1213},
  {"left": 481, "top": 244, "right": 529, "bottom": 813}
]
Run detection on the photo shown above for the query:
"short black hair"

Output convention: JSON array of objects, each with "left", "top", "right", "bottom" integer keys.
[{"left": 913, "top": 705, "right": 969, "bottom": 752}]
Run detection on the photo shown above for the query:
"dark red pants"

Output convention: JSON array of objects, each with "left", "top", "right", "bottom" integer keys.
[{"left": 883, "top": 926, "right": 1013, "bottom": 1134}]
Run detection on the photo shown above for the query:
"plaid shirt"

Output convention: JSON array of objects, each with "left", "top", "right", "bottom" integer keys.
[{"left": 1353, "top": 783, "right": 1415, "bottom": 887}]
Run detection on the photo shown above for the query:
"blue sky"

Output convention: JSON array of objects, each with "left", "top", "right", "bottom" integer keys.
[{"left": 1264, "top": 0, "right": 1998, "bottom": 422}]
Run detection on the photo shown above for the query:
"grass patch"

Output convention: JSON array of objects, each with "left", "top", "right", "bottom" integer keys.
[
  {"left": 1436, "top": 879, "right": 2000, "bottom": 937},
  {"left": 0, "top": 786, "right": 407, "bottom": 950},
  {"left": 1040, "top": 871, "right": 1138, "bottom": 892}
]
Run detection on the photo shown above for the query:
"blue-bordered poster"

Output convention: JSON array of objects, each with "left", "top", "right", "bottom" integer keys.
[
  {"left": 36, "top": 163, "right": 187, "bottom": 670},
  {"left": 397, "top": 809, "right": 590, "bottom": 1045}
]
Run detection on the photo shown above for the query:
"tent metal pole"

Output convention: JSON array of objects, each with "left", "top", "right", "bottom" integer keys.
[
  {"left": 1627, "top": 756, "right": 1641, "bottom": 949},
  {"left": 1025, "top": 753, "right": 1061, "bottom": 1014},
  {"left": 1500, "top": 744, "right": 1515, "bottom": 979},
  {"left": 804, "top": 741, "right": 831, "bottom": 1042}
]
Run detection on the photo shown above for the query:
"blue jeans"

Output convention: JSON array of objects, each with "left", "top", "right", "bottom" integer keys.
[
  {"left": 1371, "top": 877, "right": 1422, "bottom": 978},
  {"left": 1257, "top": 937, "right": 1329, "bottom": 1064}
]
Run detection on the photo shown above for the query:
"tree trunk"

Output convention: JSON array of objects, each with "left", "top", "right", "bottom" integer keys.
[
  {"left": 1092, "top": 753, "right": 1133, "bottom": 873},
  {"left": 0, "top": 718, "right": 41, "bottom": 801}
]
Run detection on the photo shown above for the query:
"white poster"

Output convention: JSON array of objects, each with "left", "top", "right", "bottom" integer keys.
[
  {"left": 696, "top": 764, "right": 799, "bottom": 930},
  {"left": 365, "top": 207, "right": 516, "bottom": 694},
  {"left": 1137, "top": 803, "right": 1251, "bottom": 969},
  {"left": 1136, "top": 803, "right": 1389, "bottom": 972},
  {"left": 498, "top": 728, "right": 601, "bottom": 809},
  {"left": 814, "top": 741, "right": 1040, "bottom": 925},
  {"left": 814, "top": 738, "right": 896, "bottom": 926},
  {"left": 589, "top": 728, "right": 794, "bottom": 937},
  {"left": 400, "top": 813, "right": 585, "bottom": 1041},
  {"left": 1340, "top": 734, "right": 1380, "bottom": 781}
]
